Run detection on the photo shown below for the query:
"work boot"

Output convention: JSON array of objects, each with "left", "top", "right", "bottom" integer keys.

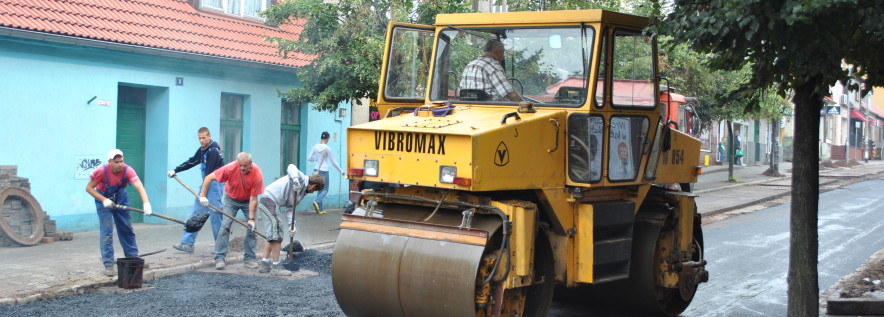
[
  {"left": 215, "top": 259, "right": 226, "bottom": 270},
  {"left": 258, "top": 260, "right": 271, "bottom": 274},
  {"left": 243, "top": 260, "right": 259, "bottom": 269},
  {"left": 102, "top": 266, "right": 115, "bottom": 277},
  {"left": 313, "top": 202, "right": 326, "bottom": 215},
  {"left": 271, "top": 263, "right": 292, "bottom": 276},
  {"left": 173, "top": 243, "right": 194, "bottom": 253}
]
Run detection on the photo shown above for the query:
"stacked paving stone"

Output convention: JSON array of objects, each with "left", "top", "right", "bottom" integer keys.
[
  {"left": 0, "top": 165, "right": 28, "bottom": 191},
  {"left": 0, "top": 165, "right": 72, "bottom": 246},
  {"left": 0, "top": 166, "right": 70, "bottom": 246},
  {"left": 1, "top": 166, "right": 31, "bottom": 246},
  {"left": 42, "top": 215, "right": 72, "bottom": 242}
]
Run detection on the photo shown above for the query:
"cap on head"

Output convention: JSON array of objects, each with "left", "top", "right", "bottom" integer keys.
[
  {"left": 321, "top": 131, "right": 330, "bottom": 140},
  {"left": 107, "top": 149, "right": 124, "bottom": 161}
]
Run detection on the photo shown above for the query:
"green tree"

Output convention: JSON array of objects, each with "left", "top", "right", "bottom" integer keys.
[
  {"left": 506, "top": 0, "right": 622, "bottom": 11},
  {"left": 659, "top": 38, "right": 761, "bottom": 180},
  {"left": 260, "top": 0, "right": 472, "bottom": 112},
  {"left": 656, "top": 1, "right": 884, "bottom": 315}
]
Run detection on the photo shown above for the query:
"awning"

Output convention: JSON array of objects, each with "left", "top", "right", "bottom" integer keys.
[{"left": 850, "top": 109, "right": 867, "bottom": 123}]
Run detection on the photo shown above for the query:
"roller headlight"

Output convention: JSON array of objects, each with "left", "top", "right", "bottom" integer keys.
[
  {"left": 439, "top": 165, "right": 456, "bottom": 183},
  {"left": 364, "top": 160, "right": 379, "bottom": 177}
]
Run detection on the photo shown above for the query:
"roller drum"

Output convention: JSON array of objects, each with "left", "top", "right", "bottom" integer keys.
[{"left": 332, "top": 204, "right": 501, "bottom": 317}]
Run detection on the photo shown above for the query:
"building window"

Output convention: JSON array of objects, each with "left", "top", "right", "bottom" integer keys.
[
  {"left": 280, "top": 100, "right": 301, "bottom": 175},
  {"left": 200, "top": 0, "right": 271, "bottom": 20},
  {"left": 220, "top": 93, "right": 245, "bottom": 163}
]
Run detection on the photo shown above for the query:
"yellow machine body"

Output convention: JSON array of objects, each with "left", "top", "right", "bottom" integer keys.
[{"left": 333, "top": 9, "right": 708, "bottom": 317}]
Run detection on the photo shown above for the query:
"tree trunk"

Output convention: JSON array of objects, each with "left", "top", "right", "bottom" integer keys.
[
  {"left": 764, "top": 118, "right": 783, "bottom": 176},
  {"left": 727, "top": 120, "right": 734, "bottom": 180},
  {"left": 787, "top": 76, "right": 821, "bottom": 317}
]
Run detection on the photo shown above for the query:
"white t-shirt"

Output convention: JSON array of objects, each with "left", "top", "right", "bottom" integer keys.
[
  {"left": 264, "top": 164, "right": 308, "bottom": 207},
  {"left": 308, "top": 143, "right": 344, "bottom": 173}
]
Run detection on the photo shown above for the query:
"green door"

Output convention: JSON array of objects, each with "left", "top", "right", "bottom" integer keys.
[{"left": 116, "top": 86, "right": 147, "bottom": 223}]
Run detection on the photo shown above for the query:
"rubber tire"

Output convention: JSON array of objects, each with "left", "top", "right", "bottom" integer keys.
[
  {"left": 628, "top": 210, "right": 701, "bottom": 316},
  {"left": 523, "top": 232, "right": 555, "bottom": 316},
  {"left": 0, "top": 187, "right": 45, "bottom": 246}
]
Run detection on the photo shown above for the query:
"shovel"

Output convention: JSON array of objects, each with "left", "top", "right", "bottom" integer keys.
[
  {"left": 281, "top": 208, "right": 301, "bottom": 271},
  {"left": 172, "top": 175, "right": 268, "bottom": 240},
  {"left": 115, "top": 205, "right": 186, "bottom": 225}
]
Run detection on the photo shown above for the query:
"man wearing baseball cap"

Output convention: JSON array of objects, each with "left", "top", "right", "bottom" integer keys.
[
  {"left": 307, "top": 131, "right": 345, "bottom": 214},
  {"left": 86, "top": 149, "right": 153, "bottom": 277}
]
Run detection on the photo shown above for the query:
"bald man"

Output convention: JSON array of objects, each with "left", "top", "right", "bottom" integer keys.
[{"left": 200, "top": 152, "right": 264, "bottom": 270}]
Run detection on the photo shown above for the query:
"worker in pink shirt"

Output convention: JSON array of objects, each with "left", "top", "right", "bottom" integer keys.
[{"left": 85, "top": 149, "right": 152, "bottom": 276}]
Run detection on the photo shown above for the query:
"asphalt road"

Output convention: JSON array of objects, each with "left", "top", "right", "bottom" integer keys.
[
  {"left": 2, "top": 176, "right": 880, "bottom": 317},
  {"left": 0, "top": 249, "right": 345, "bottom": 317},
  {"left": 683, "top": 178, "right": 884, "bottom": 316}
]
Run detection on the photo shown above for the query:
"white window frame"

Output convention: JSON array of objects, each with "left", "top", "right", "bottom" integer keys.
[{"left": 200, "top": 0, "right": 270, "bottom": 20}]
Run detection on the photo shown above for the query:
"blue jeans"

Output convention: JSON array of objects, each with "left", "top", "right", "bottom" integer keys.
[
  {"left": 314, "top": 170, "right": 330, "bottom": 211},
  {"left": 214, "top": 195, "right": 256, "bottom": 262},
  {"left": 96, "top": 205, "right": 138, "bottom": 268},
  {"left": 179, "top": 180, "right": 223, "bottom": 246}
]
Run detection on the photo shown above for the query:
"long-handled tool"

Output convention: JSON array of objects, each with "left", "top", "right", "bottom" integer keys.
[
  {"left": 281, "top": 208, "right": 301, "bottom": 271},
  {"left": 172, "top": 175, "right": 268, "bottom": 240},
  {"left": 139, "top": 248, "right": 166, "bottom": 257},
  {"left": 115, "top": 205, "right": 185, "bottom": 225}
]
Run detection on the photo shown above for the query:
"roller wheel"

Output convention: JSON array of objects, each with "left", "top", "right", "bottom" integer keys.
[
  {"left": 522, "top": 233, "right": 555, "bottom": 316},
  {"left": 629, "top": 211, "right": 703, "bottom": 316}
]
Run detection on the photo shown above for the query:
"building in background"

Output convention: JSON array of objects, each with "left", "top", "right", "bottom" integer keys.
[
  {"left": 820, "top": 76, "right": 882, "bottom": 162},
  {"left": 0, "top": 0, "right": 351, "bottom": 232}
]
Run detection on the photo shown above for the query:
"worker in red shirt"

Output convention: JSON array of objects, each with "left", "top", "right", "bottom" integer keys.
[{"left": 199, "top": 152, "right": 264, "bottom": 270}]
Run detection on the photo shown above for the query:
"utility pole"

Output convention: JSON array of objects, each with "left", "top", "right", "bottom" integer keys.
[{"left": 846, "top": 71, "right": 853, "bottom": 163}]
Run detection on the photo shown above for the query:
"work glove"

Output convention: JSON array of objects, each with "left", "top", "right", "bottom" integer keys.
[
  {"left": 143, "top": 202, "right": 152, "bottom": 217},
  {"left": 102, "top": 199, "right": 114, "bottom": 209},
  {"left": 167, "top": 170, "right": 176, "bottom": 178},
  {"left": 199, "top": 197, "right": 209, "bottom": 207},
  {"left": 290, "top": 221, "right": 297, "bottom": 236},
  {"left": 248, "top": 220, "right": 256, "bottom": 232}
]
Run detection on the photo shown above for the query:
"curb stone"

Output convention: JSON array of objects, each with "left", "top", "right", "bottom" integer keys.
[
  {"left": 826, "top": 290, "right": 884, "bottom": 316},
  {"left": 823, "top": 248, "right": 884, "bottom": 316}
]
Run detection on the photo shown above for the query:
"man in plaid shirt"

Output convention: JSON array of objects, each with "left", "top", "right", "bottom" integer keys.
[{"left": 459, "top": 40, "right": 522, "bottom": 102}]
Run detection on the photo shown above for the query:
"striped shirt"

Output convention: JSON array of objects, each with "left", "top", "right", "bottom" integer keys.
[{"left": 459, "top": 56, "right": 515, "bottom": 101}]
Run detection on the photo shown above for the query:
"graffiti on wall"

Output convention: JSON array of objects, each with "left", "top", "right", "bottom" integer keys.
[{"left": 75, "top": 155, "right": 103, "bottom": 179}]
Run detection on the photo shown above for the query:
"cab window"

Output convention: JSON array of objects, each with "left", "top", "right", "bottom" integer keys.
[
  {"left": 430, "top": 26, "right": 594, "bottom": 106},
  {"left": 611, "top": 30, "right": 655, "bottom": 108},
  {"left": 608, "top": 116, "right": 649, "bottom": 181},
  {"left": 384, "top": 26, "right": 434, "bottom": 101}
]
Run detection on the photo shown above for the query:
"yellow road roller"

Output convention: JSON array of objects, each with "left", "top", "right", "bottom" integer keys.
[{"left": 333, "top": 9, "right": 708, "bottom": 316}]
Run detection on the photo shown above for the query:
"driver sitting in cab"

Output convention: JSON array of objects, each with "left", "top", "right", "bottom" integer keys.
[{"left": 459, "top": 39, "right": 522, "bottom": 102}]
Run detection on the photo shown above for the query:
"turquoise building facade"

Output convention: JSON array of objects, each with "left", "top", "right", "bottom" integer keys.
[{"left": 0, "top": 34, "right": 351, "bottom": 232}]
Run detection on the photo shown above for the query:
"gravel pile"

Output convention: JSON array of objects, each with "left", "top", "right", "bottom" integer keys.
[{"left": 0, "top": 250, "right": 343, "bottom": 316}]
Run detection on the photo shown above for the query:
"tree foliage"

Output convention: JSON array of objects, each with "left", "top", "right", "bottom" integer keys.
[
  {"left": 655, "top": 1, "right": 884, "bottom": 315},
  {"left": 261, "top": 0, "right": 472, "bottom": 112},
  {"left": 505, "top": 0, "right": 622, "bottom": 11}
]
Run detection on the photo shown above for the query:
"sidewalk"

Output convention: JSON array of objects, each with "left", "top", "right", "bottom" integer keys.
[
  {"left": 1, "top": 160, "right": 883, "bottom": 306},
  {"left": 696, "top": 160, "right": 884, "bottom": 217}
]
